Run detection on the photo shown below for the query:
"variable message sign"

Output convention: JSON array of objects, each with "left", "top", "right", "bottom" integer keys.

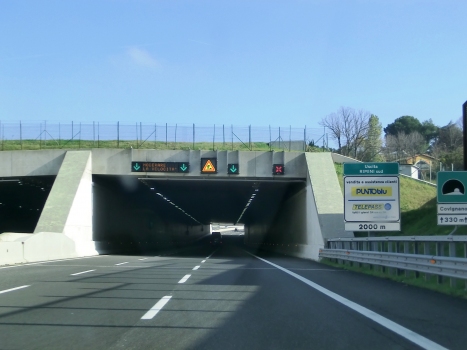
[{"left": 131, "top": 162, "right": 189, "bottom": 173}]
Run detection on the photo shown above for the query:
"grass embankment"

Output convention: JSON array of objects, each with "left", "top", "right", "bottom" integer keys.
[
  {"left": 0, "top": 139, "right": 321, "bottom": 152},
  {"left": 332, "top": 163, "right": 467, "bottom": 297}
]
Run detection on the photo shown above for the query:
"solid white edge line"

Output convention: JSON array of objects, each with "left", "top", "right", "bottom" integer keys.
[
  {"left": 71, "top": 270, "right": 95, "bottom": 276},
  {"left": 115, "top": 262, "right": 129, "bottom": 266},
  {"left": 0, "top": 285, "right": 30, "bottom": 294},
  {"left": 138, "top": 258, "right": 148, "bottom": 261},
  {"left": 246, "top": 251, "right": 448, "bottom": 350},
  {"left": 141, "top": 296, "right": 172, "bottom": 320},
  {"left": 178, "top": 274, "right": 191, "bottom": 283},
  {"left": 192, "top": 266, "right": 200, "bottom": 270}
]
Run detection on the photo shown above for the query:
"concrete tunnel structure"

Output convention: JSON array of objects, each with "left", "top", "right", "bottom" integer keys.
[{"left": 0, "top": 149, "right": 353, "bottom": 265}]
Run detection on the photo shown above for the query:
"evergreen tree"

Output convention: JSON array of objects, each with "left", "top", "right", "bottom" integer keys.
[{"left": 361, "top": 115, "right": 383, "bottom": 161}]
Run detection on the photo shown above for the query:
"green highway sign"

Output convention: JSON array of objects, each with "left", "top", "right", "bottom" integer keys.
[
  {"left": 344, "top": 162, "right": 399, "bottom": 176},
  {"left": 437, "top": 171, "right": 467, "bottom": 203},
  {"left": 228, "top": 163, "right": 239, "bottom": 175}
]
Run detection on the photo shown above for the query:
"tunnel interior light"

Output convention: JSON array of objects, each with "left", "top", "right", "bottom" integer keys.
[
  {"left": 150, "top": 187, "right": 202, "bottom": 224},
  {"left": 235, "top": 186, "right": 259, "bottom": 224}
]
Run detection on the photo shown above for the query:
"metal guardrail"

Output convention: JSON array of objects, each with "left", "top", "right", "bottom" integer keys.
[
  {"left": 319, "top": 236, "right": 467, "bottom": 284},
  {"left": 319, "top": 249, "right": 467, "bottom": 280}
]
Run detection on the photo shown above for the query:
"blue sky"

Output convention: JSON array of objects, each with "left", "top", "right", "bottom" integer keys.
[{"left": 1, "top": 0, "right": 466, "bottom": 131}]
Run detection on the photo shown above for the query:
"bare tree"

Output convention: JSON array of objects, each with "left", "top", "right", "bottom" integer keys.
[
  {"left": 384, "top": 131, "right": 426, "bottom": 161},
  {"left": 320, "top": 107, "right": 370, "bottom": 159},
  {"left": 346, "top": 109, "right": 371, "bottom": 158},
  {"left": 319, "top": 109, "right": 345, "bottom": 152}
]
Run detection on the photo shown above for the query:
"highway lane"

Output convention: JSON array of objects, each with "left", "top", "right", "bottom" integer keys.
[{"left": 0, "top": 239, "right": 467, "bottom": 349}]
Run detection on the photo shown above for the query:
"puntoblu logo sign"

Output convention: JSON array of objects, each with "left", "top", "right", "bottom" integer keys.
[{"left": 351, "top": 187, "right": 392, "bottom": 196}]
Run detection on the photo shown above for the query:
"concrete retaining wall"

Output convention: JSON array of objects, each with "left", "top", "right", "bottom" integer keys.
[{"left": 0, "top": 231, "right": 105, "bottom": 266}]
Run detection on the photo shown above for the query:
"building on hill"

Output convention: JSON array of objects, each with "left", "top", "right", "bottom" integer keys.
[{"left": 396, "top": 154, "right": 437, "bottom": 181}]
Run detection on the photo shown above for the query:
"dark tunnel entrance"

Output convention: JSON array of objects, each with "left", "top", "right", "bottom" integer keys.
[
  {"left": 92, "top": 175, "right": 307, "bottom": 254},
  {"left": 0, "top": 176, "right": 55, "bottom": 234}
]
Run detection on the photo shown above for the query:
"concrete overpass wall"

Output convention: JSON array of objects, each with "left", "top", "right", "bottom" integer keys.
[
  {"left": 246, "top": 152, "right": 352, "bottom": 260},
  {"left": 0, "top": 149, "right": 306, "bottom": 177},
  {"left": 0, "top": 150, "right": 66, "bottom": 176}
]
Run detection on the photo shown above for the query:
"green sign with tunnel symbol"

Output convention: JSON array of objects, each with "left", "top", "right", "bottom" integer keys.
[{"left": 437, "top": 172, "right": 467, "bottom": 203}]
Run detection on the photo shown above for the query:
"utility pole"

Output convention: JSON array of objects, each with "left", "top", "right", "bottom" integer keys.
[{"left": 464, "top": 100, "right": 467, "bottom": 170}]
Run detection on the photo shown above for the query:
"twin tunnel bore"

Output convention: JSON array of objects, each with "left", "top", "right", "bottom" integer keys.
[{"left": 0, "top": 175, "right": 307, "bottom": 254}]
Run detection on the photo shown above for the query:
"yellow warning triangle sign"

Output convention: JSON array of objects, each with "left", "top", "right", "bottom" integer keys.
[{"left": 202, "top": 159, "right": 216, "bottom": 172}]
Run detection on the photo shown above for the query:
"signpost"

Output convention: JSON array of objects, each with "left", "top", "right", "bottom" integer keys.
[
  {"left": 437, "top": 171, "right": 467, "bottom": 225},
  {"left": 344, "top": 163, "right": 400, "bottom": 231},
  {"left": 131, "top": 162, "right": 189, "bottom": 173}
]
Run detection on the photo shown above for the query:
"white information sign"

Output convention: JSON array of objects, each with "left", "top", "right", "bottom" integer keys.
[
  {"left": 437, "top": 204, "right": 467, "bottom": 215},
  {"left": 344, "top": 176, "right": 400, "bottom": 231},
  {"left": 437, "top": 215, "right": 467, "bottom": 226}
]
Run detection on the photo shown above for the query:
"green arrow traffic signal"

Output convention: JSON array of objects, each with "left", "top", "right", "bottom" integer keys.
[
  {"left": 228, "top": 164, "right": 239, "bottom": 174},
  {"left": 133, "top": 163, "right": 141, "bottom": 171},
  {"left": 180, "top": 163, "right": 188, "bottom": 172}
]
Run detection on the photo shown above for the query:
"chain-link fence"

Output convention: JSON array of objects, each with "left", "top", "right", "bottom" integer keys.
[{"left": 0, "top": 121, "right": 328, "bottom": 152}]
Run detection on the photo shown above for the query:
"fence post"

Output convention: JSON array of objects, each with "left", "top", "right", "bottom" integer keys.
[
  {"left": 465, "top": 243, "right": 467, "bottom": 290},
  {"left": 279, "top": 127, "right": 281, "bottom": 149},
  {"left": 404, "top": 242, "right": 409, "bottom": 277},
  {"left": 387, "top": 241, "right": 394, "bottom": 275},
  {"left": 436, "top": 243, "right": 443, "bottom": 284},
  {"left": 424, "top": 242, "right": 431, "bottom": 281},
  {"left": 449, "top": 242, "right": 456, "bottom": 287},
  {"left": 135, "top": 122, "right": 137, "bottom": 148},
  {"left": 304, "top": 126, "right": 306, "bottom": 151},
  {"left": 289, "top": 125, "right": 291, "bottom": 151},
  {"left": 269, "top": 125, "right": 272, "bottom": 151},
  {"left": 117, "top": 122, "right": 119, "bottom": 148},
  {"left": 395, "top": 242, "right": 402, "bottom": 275},
  {"left": 414, "top": 243, "right": 419, "bottom": 278}
]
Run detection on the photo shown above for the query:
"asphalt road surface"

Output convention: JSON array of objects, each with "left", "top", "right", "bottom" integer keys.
[{"left": 1, "top": 237, "right": 467, "bottom": 350}]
